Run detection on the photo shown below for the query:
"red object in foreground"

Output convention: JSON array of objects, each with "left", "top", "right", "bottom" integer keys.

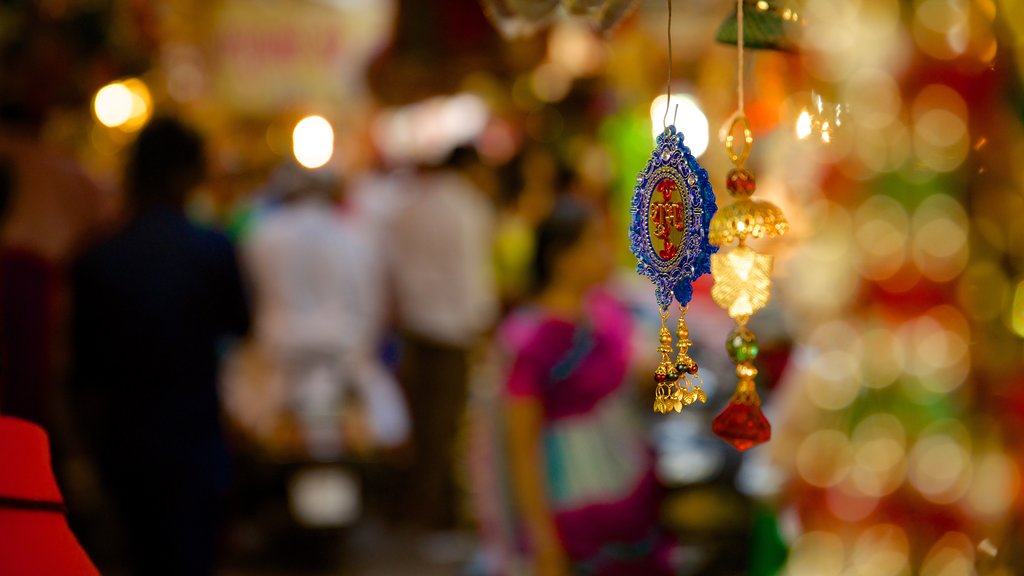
[
  {"left": 712, "top": 400, "right": 772, "bottom": 451},
  {"left": 0, "top": 416, "right": 99, "bottom": 575}
]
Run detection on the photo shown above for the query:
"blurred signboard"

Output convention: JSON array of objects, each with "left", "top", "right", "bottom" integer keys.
[{"left": 211, "top": 0, "right": 394, "bottom": 113}]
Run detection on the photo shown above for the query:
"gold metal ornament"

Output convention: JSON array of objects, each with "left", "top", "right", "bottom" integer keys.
[
  {"left": 711, "top": 245, "right": 774, "bottom": 319},
  {"left": 652, "top": 306, "right": 707, "bottom": 414}
]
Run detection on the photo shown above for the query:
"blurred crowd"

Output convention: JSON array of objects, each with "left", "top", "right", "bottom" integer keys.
[{"left": 0, "top": 102, "right": 708, "bottom": 576}]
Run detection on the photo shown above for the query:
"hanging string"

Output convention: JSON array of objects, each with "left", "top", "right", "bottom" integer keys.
[
  {"left": 663, "top": 0, "right": 673, "bottom": 129},
  {"left": 721, "top": 0, "right": 752, "bottom": 166},
  {"left": 736, "top": 0, "right": 744, "bottom": 113}
]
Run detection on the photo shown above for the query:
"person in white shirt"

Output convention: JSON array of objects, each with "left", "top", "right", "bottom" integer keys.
[
  {"left": 224, "top": 163, "right": 408, "bottom": 460},
  {"left": 371, "top": 146, "right": 498, "bottom": 530}
]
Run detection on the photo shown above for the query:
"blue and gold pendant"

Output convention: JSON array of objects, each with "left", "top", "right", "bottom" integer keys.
[{"left": 629, "top": 125, "right": 717, "bottom": 413}]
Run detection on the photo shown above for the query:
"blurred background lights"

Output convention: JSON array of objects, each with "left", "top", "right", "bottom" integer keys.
[
  {"left": 921, "top": 532, "right": 976, "bottom": 576},
  {"left": 913, "top": 0, "right": 970, "bottom": 60},
  {"left": 803, "top": 348, "right": 861, "bottom": 411},
  {"left": 908, "top": 428, "right": 973, "bottom": 504},
  {"left": 850, "top": 414, "right": 908, "bottom": 497},
  {"left": 784, "top": 531, "right": 845, "bottom": 576},
  {"left": 912, "top": 84, "right": 970, "bottom": 173},
  {"left": 292, "top": 115, "right": 335, "bottom": 169},
  {"left": 966, "top": 451, "right": 1019, "bottom": 518},
  {"left": 650, "top": 93, "right": 709, "bottom": 157},
  {"left": 796, "top": 109, "right": 812, "bottom": 139},
  {"left": 372, "top": 93, "right": 489, "bottom": 166},
  {"left": 848, "top": 524, "right": 910, "bottom": 576},
  {"left": 845, "top": 68, "right": 901, "bottom": 130},
  {"left": 911, "top": 193, "right": 969, "bottom": 282},
  {"left": 896, "top": 306, "right": 971, "bottom": 394},
  {"left": 792, "top": 93, "right": 846, "bottom": 146},
  {"left": 93, "top": 78, "right": 151, "bottom": 131},
  {"left": 826, "top": 477, "right": 879, "bottom": 522},
  {"left": 546, "top": 22, "right": 605, "bottom": 77},
  {"left": 859, "top": 326, "right": 905, "bottom": 387},
  {"left": 957, "top": 260, "right": 1010, "bottom": 322},
  {"left": 530, "top": 61, "right": 572, "bottom": 103},
  {"left": 796, "top": 429, "right": 852, "bottom": 488},
  {"left": 854, "top": 195, "right": 910, "bottom": 281},
  {"left": 1011, "top": 279, "right": 1024, "bottom": 337}
]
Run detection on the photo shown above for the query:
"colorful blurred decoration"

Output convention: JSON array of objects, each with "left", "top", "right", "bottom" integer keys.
[
  {"left": 630, "top": 124, "right": 717, "bottom": 414},
  {"left": 480, "top": 0, "right": 640, "bottom": 38},
  {"left": 715, "top": 0, "right": 801, "bottom": 52},
  {"left": 709, "top": 0, "right": 788, "bottom": 450}
]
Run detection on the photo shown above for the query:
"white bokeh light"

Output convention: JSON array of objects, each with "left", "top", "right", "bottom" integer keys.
[
  {"left": 650, "top": 93, "right": 709, "bottom": 157},
  {"left": 93, "top": 79, "right": 151, "bottom": 130},
  {"left": 293, "top": 115, "right": 335, "bottom": 169},
  {"left": 94, "top": 83, "right": 134, "bottom": 128}
]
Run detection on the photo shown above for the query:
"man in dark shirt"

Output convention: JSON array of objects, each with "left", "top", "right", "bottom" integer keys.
[{"left": 71, "top": 117, "right": 249, "bottom": 576}]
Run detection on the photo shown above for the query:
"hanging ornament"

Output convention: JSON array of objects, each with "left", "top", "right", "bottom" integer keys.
[
  {"left": 709, "top": 0, "right": 788, "bottom": 450},
  {"left": 632, "top": 0, "right": 718, "bottom": 414},
  {"left": 715, "top": 0, "right": 802, "bottom": 52}
]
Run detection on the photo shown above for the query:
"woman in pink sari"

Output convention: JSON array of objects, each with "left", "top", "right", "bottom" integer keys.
[{"left": 504, "top": 199, "right": 673, "bottom": 576}]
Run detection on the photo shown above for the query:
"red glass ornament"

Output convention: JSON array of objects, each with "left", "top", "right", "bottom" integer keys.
[
  {"left": 712, "top": 399, "right": 771, "bottom": 451},
  {"left": 725, "top": 168, "right": 756, "bottom": 198}
]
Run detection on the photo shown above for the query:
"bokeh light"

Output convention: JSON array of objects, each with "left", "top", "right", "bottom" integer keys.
[
  {"left": 859, "top": 326, "right": 905, "bottom": 388},
  {"left": 854, "top": 195, "right": 910, "bottom": 281},
  {"left": 920, "top": 532, "right": 975, "bottom": 576},
  {"left": 966, "top": 451, "right": 1020, "bottom": 518},
  {"left": 292, "top": 115, "right": 335, "bottom": 169},
  {"left": 908, "top": 422, "right": 973, "bottom": 504},
  {"left": 797, "top": 429, "right": 852, "bottom": 488},
  {"left": 913, "top": 0, "right": 969, "bottom": 60},
  {"left": 850, "top": 414, "right": 907, "bottom": 498},
  {"left": 530, "top": 62, "right": 572, "bottom": 103},
  {"left": 796, "top": 109, "right": 812, "bottom": 140},
  {"left": 826, "top": 478, "right": 879, "bottom": 522},
  {"left": 92, "top": 78, "right": 152, "bottom": 131},
  {"left": 957, "top": 261, "right": 1010, "bottom": 322},
  {"left": 911, "top": 193, "right": 969, "bottom": 282},
  {"left": 649, "top": 93, "right": 709, "bottom": 157},
  {"left": 912, "top": 84, "right": 970, "bottom": 173},
  {"left": 784, "top": 531, "right": 845, "bottom": 576},
  {"left": 899, "top": 305, "right": 970, "bottom": 394},
  {"left": 847, "top": 524, "right": 911, "bottom": 576}
]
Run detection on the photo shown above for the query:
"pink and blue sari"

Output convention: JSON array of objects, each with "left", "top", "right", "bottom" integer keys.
[{"left": 502, "top": 290, "right": 674, "bottom": 575}]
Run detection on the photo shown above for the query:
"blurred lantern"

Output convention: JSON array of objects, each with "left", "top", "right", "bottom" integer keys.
[
  {"left": 480, "top": 0, "right": 640, "bottom": 38},
  {"left": 716, "top": 0, "right": 802, "bottom": 52}
]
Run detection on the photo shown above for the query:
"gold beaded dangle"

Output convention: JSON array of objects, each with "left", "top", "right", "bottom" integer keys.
[
  {"left": 673, "top": 305, "right": 706, "bottom": 407},
  {"left": 653, "top": 306, "right": 708, "bottom": 414},
  {"left": 652, "top": 308, "right": 676, "bottom": 413}
]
